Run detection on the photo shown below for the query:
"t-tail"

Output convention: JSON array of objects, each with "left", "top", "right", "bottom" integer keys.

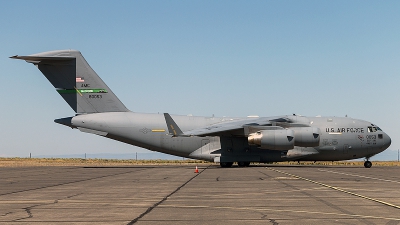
[{"left": 10, "top": 50, "right": 129, "bottom": 114}]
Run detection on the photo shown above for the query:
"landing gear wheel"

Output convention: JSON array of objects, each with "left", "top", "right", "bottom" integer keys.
[
  {"left": 220, "top": 162, "right": 233, "bottom": 168},
  {"left": 237, "top": 162, "right": 245, "bottom": 167},
  {"left": 237, "top": 162, "right": 251, "bottom": 167},
  {"left": 364, "top": 161, "right": 372, "bottom": 168}
]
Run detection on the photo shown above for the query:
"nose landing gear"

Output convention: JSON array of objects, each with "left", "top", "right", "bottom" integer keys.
[{"left": 364, "top": 158, "right": 372, "bottom": 168}]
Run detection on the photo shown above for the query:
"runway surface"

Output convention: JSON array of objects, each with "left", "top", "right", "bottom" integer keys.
[{"left": 1, "top": 164, "right": 400, "bottom": 224}]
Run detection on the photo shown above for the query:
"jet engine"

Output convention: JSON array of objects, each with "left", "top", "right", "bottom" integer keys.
[
  {"left": 248, "top": 129, "right": 294, "bottom": 150},
  {"left": 247, "top": 127, "right": 321, "bottom": 150},
  {"left": 292, "top": 127, "right": 320, "bottom": 147}
]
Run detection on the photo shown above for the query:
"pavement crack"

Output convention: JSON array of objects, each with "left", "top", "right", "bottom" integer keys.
[
  {"left": 1, "top": 212, "right": 13, "bottom": 217},
  {"left": 12, "top": 193, "right": 84, "bottom": 222},
  {"left": 265, "top": 167, "right": 388, "bottom": 225},
  {"left": 1, "top": 169, "right": 147, "bottom": 197},
  {"left": 66, "top": 193, "right": 83, "bottom": 199},
  {"left": 14, "top": 205, "right": 38, "bottom": 221},
  {"left": 24, "top": 207, "right": 33, "bottom": 219},
  {"left": 127, "top": 166, "right": 209, "bottom": 225},
  {"left": 269, "top": 218, "right": 279, "bottom": 225},
  {"left": 261, "top": 214, "right": 279, "bottom": 225}
]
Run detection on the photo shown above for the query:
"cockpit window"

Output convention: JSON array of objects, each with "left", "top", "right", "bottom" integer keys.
[{"left": 368, "top": 126, "right": 382, "bottom": 132}]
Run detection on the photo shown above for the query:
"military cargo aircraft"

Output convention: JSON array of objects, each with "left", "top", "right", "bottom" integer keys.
[{"left": 11, "top": 50, "right": 391, "bottom": 168}]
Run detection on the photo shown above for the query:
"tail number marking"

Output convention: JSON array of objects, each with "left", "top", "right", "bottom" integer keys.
[{"left": 89, "top": 95, "right": 102, "bottom": 99}]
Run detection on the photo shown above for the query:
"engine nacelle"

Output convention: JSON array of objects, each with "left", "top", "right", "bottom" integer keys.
[
  {"left": 292, "top": 127, "right": 320, "bottom": 147},
  {"left": 248, "top": 129, "right": 294, "bottom": 150}
]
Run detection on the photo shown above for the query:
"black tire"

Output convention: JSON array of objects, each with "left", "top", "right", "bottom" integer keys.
[
  {"left": 220, "top": 162, "right": 233, "bottom": 168},
  {"left": 364, "top": 161, "right": 372, "bottom": 168},
  {"left": 237, "top": 161, "right": 245, "bottom": 167},
  {"left": 238, "top": 162, "right": 250, "bottom": 167}
]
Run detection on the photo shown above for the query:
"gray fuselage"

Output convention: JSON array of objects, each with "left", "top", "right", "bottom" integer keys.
[{"left": 62, "top": 113, "right": 391, "bottom": 163}]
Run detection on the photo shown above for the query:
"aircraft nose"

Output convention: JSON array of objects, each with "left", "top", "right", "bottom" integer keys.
[{"left": 382, "top": 133, "right": 391, "bottom": 150}]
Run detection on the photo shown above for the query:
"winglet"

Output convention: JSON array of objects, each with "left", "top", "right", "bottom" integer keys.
[{"left": 164, "top": 113, "right": 184, "bottom": 136}]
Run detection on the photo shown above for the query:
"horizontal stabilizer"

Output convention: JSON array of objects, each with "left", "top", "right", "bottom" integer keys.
[
  {"left": 54, "top": 117, "right": 75, "bottom": 128},
  {"left": 10, "top": 55, "right": 74, "bottom": 63}
]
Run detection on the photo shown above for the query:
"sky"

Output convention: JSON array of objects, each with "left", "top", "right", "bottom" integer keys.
[{"left": 1, "top": 1, "right": 399, "bottom": 160}]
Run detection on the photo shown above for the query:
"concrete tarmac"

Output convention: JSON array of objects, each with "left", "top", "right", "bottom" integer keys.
[{"left": 1, "top": 164, "right": 400, "bottom": 224}]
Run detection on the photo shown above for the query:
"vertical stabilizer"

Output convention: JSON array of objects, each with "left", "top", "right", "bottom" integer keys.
[{"left": 11, "top": 50, "right": 129, "bottom": 114}]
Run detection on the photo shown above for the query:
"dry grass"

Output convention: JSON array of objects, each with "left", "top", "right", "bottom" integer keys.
[
  {"left": 0, "top": 157, "right": 209, "bottom": 167},
  {"left": 270, "top": 161, "right": 400, "bottom": 167},
  {"left": 0, "top": 157, "right": 399, "bottom": 167}
]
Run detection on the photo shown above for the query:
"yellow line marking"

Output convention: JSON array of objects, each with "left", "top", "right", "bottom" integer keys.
[
  {"left": 267, "top": 167, "right": 400, "bottom": 209},
  {"left": 159, "top": 204, "right": 400, "bottom": 221},
  {"left": 74, "top": 86, "right": 82, "bottom": 96},
  {"left": 274, "top": 176, "right": 299, "bottom": 180},
  {"left": 170, "top": 124, "right": 177, "bottom": 135},
  {"left": 151, "top": 129, "right": 165, "bottom": 132},
  {"left": 170, "top": 188, "right": 328, "bottom": 200},
  {"left": 318, "top": 169, "right": 400, "bottom": 184},
  {"left": 170, "top": 188, "right": 329, "bottom": 198}
]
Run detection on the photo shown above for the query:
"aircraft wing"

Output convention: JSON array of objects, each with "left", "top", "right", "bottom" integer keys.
[
  {"left": 164, "top": 113, "right": 292, "bottom": 137},
  {"left": 183, "top": 119, "right": 252, "bottom": 136}
]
